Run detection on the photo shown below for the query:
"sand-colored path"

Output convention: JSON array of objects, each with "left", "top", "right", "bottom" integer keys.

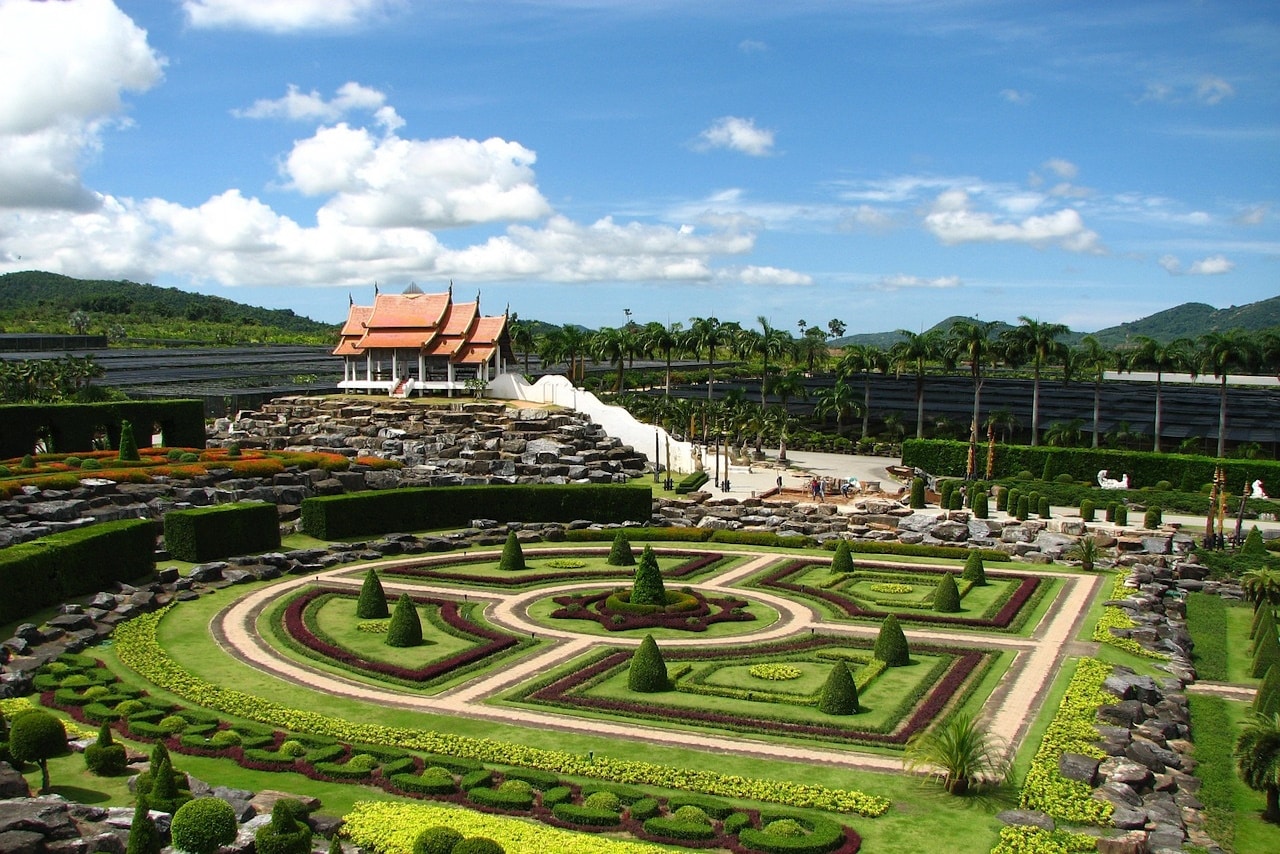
[{"left": 210, "top": 548, "right": 1103, "bottom": 775}]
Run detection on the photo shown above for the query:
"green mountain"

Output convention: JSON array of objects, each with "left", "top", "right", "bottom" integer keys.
[
  {"left": 831, "top": 296, "right": 1280, "bottom": 348},
  {"left": 0, "top": 270, "right": 337, "bottom": 343}
]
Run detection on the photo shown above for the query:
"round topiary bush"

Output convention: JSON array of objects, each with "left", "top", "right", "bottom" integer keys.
[
  {"left": 962, "top": 551, "right": 987, "bottom": 586},
  {"left": 628, "top": 634, "right": 671, "bottom": 692},
  {"left": 255, "top": 799, "right": 312, "bottom": 854},
  {"left": 385, "top": 593, "right": 423, "bottom": 648},
  {"left": 607, "top": 530, "right": 635, "bottom": 566},
  {"left": 933, "top": 573, "right": 961, "bottom": 613},
  {"left": 84, "top": 723, "right": 128, "bottom": 776},
  {"left": 171, "top": 798, "right": 238, "bottom": 854},
  {"left": 346, "top": 754, "right": 379, "bottom": 772},
  {"left": 356, "top": 569, "right": 390, "bottom": 619},
  {"left": 499, "top": 531, "right": 526, "bottom": 572},
  {"left": 817, "top": 661, "right": 859, "bottom": 715},
  {"left": 8, "top": 709, "right": 67, "bottom": 791},
  {"left": 830, "top": 539, "right": 854, "bottom": 574},
  {"left": 210, "top": 729, "right": 242, "bottom": 747},
  {"left": 158, "top": 715, "right": 188, "bottom": 733},
  {"left": 1055, "top": 473, "right": 1074, "bottom": 484},
  {"left": 115, "top": 699, "right": 145, "bottom": 717},
  {"left": 764, "top": 818, "right": 806, "bottom": 837},
  {"left": 81, "top": 458, "right": 101, "bottom": 470},
  {"left": 279, "top": 740, "right": 307, "bottom": 758},
  {"left": 583, "top": 791, "right": 621, "bottom": 812},
  {"left": 1144, "top": 506, "right": 1163, "bottom": 529},
  {"left": 671, "top": 805, "right": 711, "bottom": 825},
  {"left": 64, "top": 456, "right": 83, "bottom": 468},
  {"left": 452, "top": 839, "right": 505, "bottom": 854},
  {"left": 413, "top": 826, "right": 464, "bottom": 854},
  {"left": 873, "top": 614, "right": 910, "bottom": 666},
  {"left": 498, "top": 778, "right": 532, "bottom": 795}
]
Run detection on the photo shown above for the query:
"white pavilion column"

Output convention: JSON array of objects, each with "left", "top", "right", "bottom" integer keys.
[{"left": 365, "top": 353, "right": 372, "bottom": 382}]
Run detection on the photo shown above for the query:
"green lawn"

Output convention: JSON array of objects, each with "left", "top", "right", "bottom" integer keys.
[{"left": 1188, "top": 693, "right": 1280, "bottom": 854}]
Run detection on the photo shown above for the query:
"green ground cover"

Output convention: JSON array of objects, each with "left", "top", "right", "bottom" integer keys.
[
  {"left": 1188, "top": 694, "right": 1280, "bottom": 854},
  {"left": 524, "top": 589, "right": 779, "bottom": 639},
  {"left": 376, "top": 551, "right": 738, "bottom": 590},
  {"left": 1227, "top": 603, "right": 1263, "bottom": 685},
  {"left": 1186, "top": 592, "right": 1233, "bottom": 682}
]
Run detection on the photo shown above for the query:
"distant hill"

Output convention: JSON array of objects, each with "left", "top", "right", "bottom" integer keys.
[{"left": 832, "top": 296, "right": 1280, "bottom": 349}]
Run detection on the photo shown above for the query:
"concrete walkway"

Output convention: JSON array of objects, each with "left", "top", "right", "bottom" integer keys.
[{"left": 211, "top": 548, "right": 1102, "bottom": 775}]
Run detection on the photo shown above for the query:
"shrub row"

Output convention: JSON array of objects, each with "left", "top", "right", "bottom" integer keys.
[
  {"left": 0, "top": 399, "right": 205, "bottom": 459},
  {"left": 0, "top": 518, "right": 154, "bottom": 624},
  {"left": 300, "top": 484, "right": 652, "bottom": 539},
  {"left": 163, "top": 501, "right": 281, "bottom": 562}
]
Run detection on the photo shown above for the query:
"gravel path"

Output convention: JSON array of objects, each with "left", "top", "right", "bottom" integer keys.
[{"left": 211, "top": 549, "right": 1102, "bottom": 775}]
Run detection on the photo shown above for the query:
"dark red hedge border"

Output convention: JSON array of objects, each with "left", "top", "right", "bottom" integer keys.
[
  {"left": 549, "top": 588, "right": 755, "bottom": 632},
  {"left": 381, "top": 550, "right": 727, "bottom": 588},
  {"left": 282, "top": 587, "right": 519, "bottom": 682},
  {"left": 523, "top": 636, "right": 987, "bottom": 746},
  {"left": 758, "top": 560, "right": 1040, "bottom": 629}
]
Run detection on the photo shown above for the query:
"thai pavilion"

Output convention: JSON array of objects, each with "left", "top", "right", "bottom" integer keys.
[{"left": 333, "top": 283, "right": 514, "bottom": 397}]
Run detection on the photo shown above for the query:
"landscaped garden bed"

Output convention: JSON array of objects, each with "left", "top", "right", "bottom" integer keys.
[{"left": 379, "top": 549, "right": 733, "bottom": 590}]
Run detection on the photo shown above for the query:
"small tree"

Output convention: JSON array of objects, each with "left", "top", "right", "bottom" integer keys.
[
  {"left": 873, "top": 614, "right": 910, "bottom": 666},
  {"left": 1114, "top": 503, "right": 1128, "bottom": 526},
  {"left": 117, "top": 419, "right": 140, "bottom": 462},
  {"left": 994, "top": 486, "right": 1007, "bottom": 513},
  {"left": 1015, "top": 495, "right": 1030, "bottom": 521},
  {"left": 1144, "top": 506, "right": 1163, "bottom": 529},
  {"left": 141, "top": 741, "right": 188, "bottom": 813},
  {"left": 830, "top": 539, "right": 854, "bottom": 574},
  {"left": 1256, "top": 664, "right": 1280, "bottom": 719},
  {"left": 1235, "top": 711, "right": 1280, "bottom": 823},
  {"left": 171, "top": 798, "right": 238, "bottom": 854},
  {"left": 1080, "top": 498, "right": 1095, "bottom": 522},
  {"left": 386, "top": 593, "right": 423, "bottom": 647},
  {"left": 961, "top": 552, "right": 986, "bottom": 586},
  {"left": 904, "top": 712, "right": 1011, "bottom": 795},
  {"left": 85, "top": 722, "right": 128, "bottom": 776},
  {"left": 255, "top": 799, "right": 313, "bottom": 854},
  {"left": 1037, "top": 496, "right": 1050, "bottom": 518},
  {"left": 939, "top": 480, "right": 954, "bottom": 509},
  {"left": 328, "top": 839, "right": 345, "bottom": 854},
  {"left": 628, "top": 635, "right": 671, "bottom": 692},
  {"left": 909, "top": 477, "right": 926, "bottom": 509},
  {"left": 499, "top": 531, "right": 526, "bottom": 572},
  {"left": 1243, "top": 526, "right": 1268, "bottom": 557},
  {"left": 607, "top": 530, "right": 635, "bottom": 566},
  {"left": 933, "top": 573, "right": 961, "bottom": 613},
  {"left": 125, "top": 796, "right": 161, "bottom": 854},
  {"left": 631, "top": 545, "right": 666, "bottom": 606},
  {"left": 8, "top": 710, "right": 66, "bottom": 792},
  {"left": 356, "top": 569, "right": 389, "bottom": 619},
  {"left": 972, "top": 491, "right": 988, "bottom": 519},
  {"left": 1067, "top": 537, "right": 1102, "bottom": 572},
  {"left": 818, "top": 661, "right": 859, "bottom": 715}
]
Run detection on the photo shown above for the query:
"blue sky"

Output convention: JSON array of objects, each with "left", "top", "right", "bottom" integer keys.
[{"left": 0, "top": 0, "right": 1276, "bottom": 334}]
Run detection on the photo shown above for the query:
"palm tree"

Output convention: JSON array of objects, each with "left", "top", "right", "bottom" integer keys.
[
  {"left": 836, "top": 344, "right": 889, "bottom": 440},
  {"left": 985, "top": 408, "right": 1019, "bottom": 443},
  {"left": 641, "top": 321, "right": 683, "bottom": 396},
  {"left": 753, "top": 317, "right": 795, "bottom": 409},
  {"left": 813, "top": 379, "right": 862, "bottom": 437},
  {"left": 1127, "top": 335, "right": 1191, "bottom": 452},
  {"left": 1043, "top": 418, "right": 1086, "bottom": 447},
  {"left": 1003, "top": 317, "right": 1069, "bottom": 446},
  {"left": 508, "top": 319, "right": 537, "bottom": 375},
  {"left": 592, "top": 326, "right": 629, "bottom": 392},
  {"left": 1073, "top": 336, "right": 1115, "bottom": 448},
  {"left": 1235, "top": 712, "right": 1280, "bottom": 823},
  {"left": 764, "top": 404, "right": 796, "bottom": 462},
  {"left": 889, "top": 329, "right": 943, "bottom": 440},
  {"left": 685, "top": 316, "right": 728, "bottom": 401},
  {"left": 1194, "top": 330, "right": 1260, "bottom": 458},
  {"left": 796, "top": 326, "right": 831, "bottom": 374},
  {"left": 903, "top": 712, "right": 1011, "bottom": 795},
  {"left": 946, "top": 319, "right": 999, "bottom": 478},
  {"left": 767, "top": 369, "right": 808, "bottom": 414},
  {"left": 1241, "top": 568, "right": 1280, "bottom": 608}
]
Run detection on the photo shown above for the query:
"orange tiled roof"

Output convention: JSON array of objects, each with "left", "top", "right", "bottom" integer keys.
[{"left": 333, "top": 288, "right": 510, "bottom": 365}]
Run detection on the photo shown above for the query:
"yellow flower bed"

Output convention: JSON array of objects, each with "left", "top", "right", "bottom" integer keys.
[{"left": 1091, "top": 572, "right": 1167, "bottom": 660}]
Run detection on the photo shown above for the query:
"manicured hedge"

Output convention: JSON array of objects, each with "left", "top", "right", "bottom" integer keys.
[
  {"left": 163, "top": 501, "right": 281, "bottom": 562},
  {"left": 0, "top": 399, "right": 205, "bottom": 458},
  {"left": 300, "top": 484, "right": 652, "bottom": 539},
  {"left": 0, "top": 518, "right": 155, "bottom": 624}
]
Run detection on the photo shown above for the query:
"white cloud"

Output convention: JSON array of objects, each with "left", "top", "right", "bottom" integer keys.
[
  {"left": 182, "top": 0, "right": 398, "bottom": 32},
  {"left": 1196, "top": 76, "right": 1235, "bottom": 105},
  {"left": 841, "top": 205, "right": 894, "bottom": 231},
  {"left": 234, "top": 82, "right": 390, "bottom": 123},
  {"left": 696, "top": 116, "right": 775, "bottom": 157},
  {"left": 283, "top": 126, "right": 552, "bottom": 228},
  {"left": 1000, "top": 88, "right": 1032, "bottom": 104},
  {"left": 1043, "top": 158, "right": 1078, "bottom": 180},
  {"left": 873, "top": 274, "right": 961, "bottom": 291},
  {"left": 1236, "top": 205, "right": 1268, "bottom": 226},
  {"left": 0, "top": 0, "right": 164, "bottom": 210},
  {"left": 923, "top": 189, "right": 1102, "bottom": 253},
  {"left": 1159, "top": 254, "right": 1235, "bottom": 276},
  {"left": 720, "top": 266, "right": 811, "bottom": 286},
  {"left": 738, "top": 39, "right": 768, "bottom": 54}
]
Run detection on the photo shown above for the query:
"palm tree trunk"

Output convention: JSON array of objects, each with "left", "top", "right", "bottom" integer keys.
[
  {"left": 1265, "top": 785, "right": 1280, "bottom": 824},
  {"left": 915, "top": 375, "right": 925, "bottom": 439},
  {"left": 862, "top": 377, "right": 872, "bottom": 440},
  {"left": 1092, "top": 380, "right": 1101, "bottom": 448},
  {"left": 1030, "top": 367, "right": 1041, "bottom": 446},
  {"left": 707, "top": 353, "right": 715, "bottom": 401},
  {"left": 1218, "top": 377, "right": 1228, "bottom": 458},
  {"left": 1153, "top": 374, "right": 1163, "bottom": 452},
  {"left": 664, "top": 350, "right": 672, "bottom": 396}
]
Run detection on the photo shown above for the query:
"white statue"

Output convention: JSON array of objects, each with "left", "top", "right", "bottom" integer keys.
[
  {"left": 1253, "top": 479, "right": 1268, "bottom": 499},
  {"left": 1097, "top": 469, "right": 1129, "bottom": 490}
]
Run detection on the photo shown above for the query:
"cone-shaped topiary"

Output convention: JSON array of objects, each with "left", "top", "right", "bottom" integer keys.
[
  {"left": 831, "top": 539, "right": 854, "bottom": 574},
  {"left": 499, "top": 531, "right": 526, "bottom": 572},
  {"left": 607, "top": 530, "right": 635, "bottom": 566},
  {"left": 125, "top": 796, "right": 161, "bottom": 854},
  {"left": 909, "top": 477, "right": 926, "bottom": 509},
  {"left": 85, "top": 722, "right": 128, "bottom": 776},
  {"left": 356, "top": 569, "right": 390, "bottom": 619},
  {"left": 143, "top": 741, "right": 189, "bottom": 814},
  {"left": 171, "top": 798, "right": 238, "bottom": 854},
  {"left": 1252, "top": 620, "right": 1280, "bottom": 679},
  {"left": 1253, "top": 606, "right": 1275, "bottom": 645},
  {"left": 631, "top": 545, "right": 666, "bottom": 606},
  {"left": 1243, "top": 525, "right": 1268, "bottom": 557},
  {"left": 255, "top": 799, "right": 312, "bottom": 854},
  {"left": 873, "top": 614, "right": 910, "bottom": 666},
  {"left": 386, "top": 594, "right": 424, "bottom": 647},
  {"left": 1041, "top": 456, "right": 1054, "bottom": 482},
  {"left": 962, "top": 551, "right": 987, "bottom": 586},
  {"left": 933, "top": 572, "right": 961, "bottom": 613},
  {"left": 118, "top": 419, "right": 140, "bottom": 462},
  {"left": 1255, "top": 663, "right": 1280, "bottom": 719},
  {"left": 328, "top": 838, "right": 345, "bottom": 854},
  {"left": 628, "top": 634, "right": 671, "bottom": 692},
  {"left": 817, "top": 661, "right": 859, "bottom": 715}
]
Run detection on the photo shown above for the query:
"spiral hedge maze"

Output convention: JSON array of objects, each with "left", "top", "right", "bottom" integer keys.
[{"left": 28, "top": 542, "right": 1101, "bottom": 854}]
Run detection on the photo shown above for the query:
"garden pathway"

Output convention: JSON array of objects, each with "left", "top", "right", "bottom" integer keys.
[{"left": 212, "top": 548, "right": 1101, "bottom": 776}]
